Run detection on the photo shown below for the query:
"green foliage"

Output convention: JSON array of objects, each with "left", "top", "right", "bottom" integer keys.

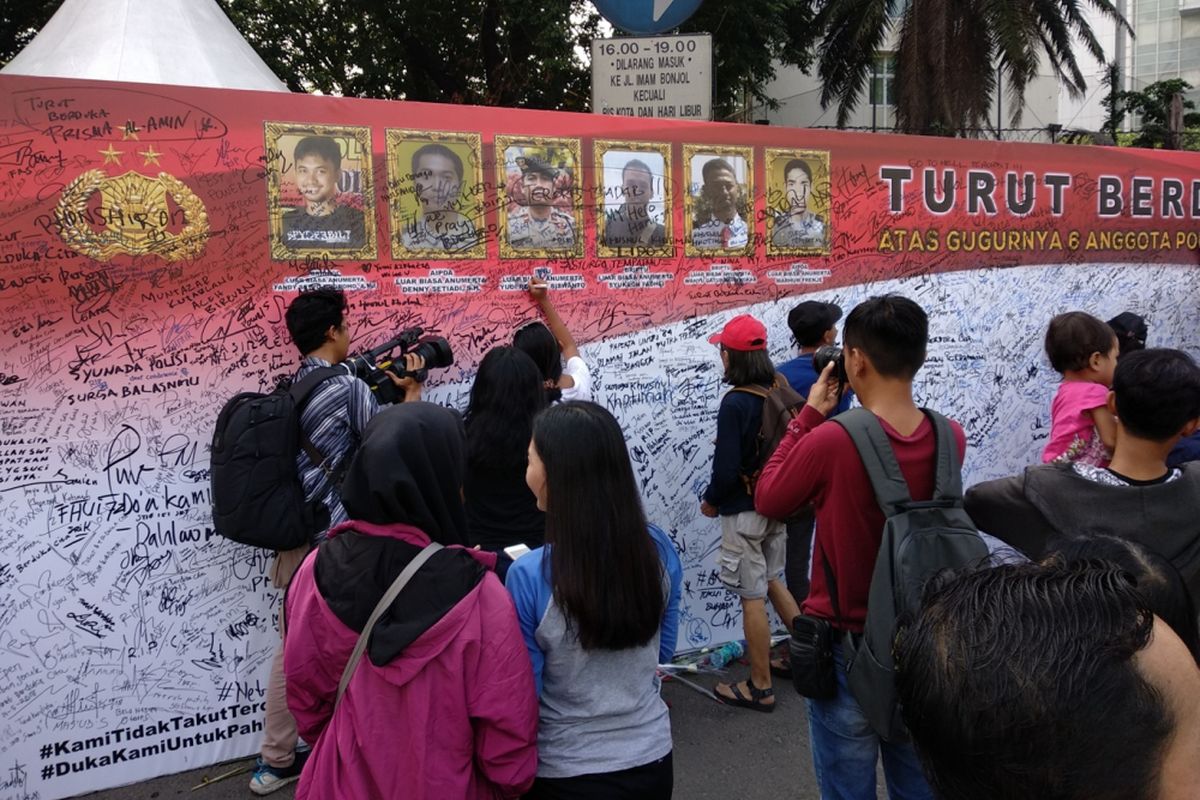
[
  {"left": 220, "top": 0, "right": 817, "bottom": 116},
  {"left": 217, "top": 0, "right": 601, "bottom": 110},
  {"left": 0, "top": 0, "right": 59, "bottom": 65},
  {"left": 814, "top": 0, "right": 1129, "bottom": 136},
  {"left": 677, "top": 0, "right": 816, "bottom": 120},
  {"left": 0, "top": 0, "right": 818, "bottom": 118},
  {"left": 1104, "top": 77, "right": 1200, "bottom": 150}
]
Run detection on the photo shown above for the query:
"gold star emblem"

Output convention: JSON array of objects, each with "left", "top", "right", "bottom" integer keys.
[
  {"left": 98, "top": 144, "right": 124, "bottom": 165},
  {"left": 122, "top": 121, "right": 140, "bottom": 140},
  {"left": 138, "top": 146, "right": 163, "bottom": 166}
]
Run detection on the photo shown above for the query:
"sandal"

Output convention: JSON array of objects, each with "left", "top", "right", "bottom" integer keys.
[{"left": 715, "top": 676, "right": 775, "bottom": 713}]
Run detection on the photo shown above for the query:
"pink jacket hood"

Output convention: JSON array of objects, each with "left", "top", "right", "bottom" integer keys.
[{"left": 284, "top": 520, "right": 537, "bottom": 799}]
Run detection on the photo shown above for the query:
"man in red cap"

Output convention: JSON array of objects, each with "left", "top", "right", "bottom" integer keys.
[{"left": 701, "top": 314, "right": 802, "bottom": 712}]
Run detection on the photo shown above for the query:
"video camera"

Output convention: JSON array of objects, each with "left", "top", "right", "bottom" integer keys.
[{"left": 341, "top": 327, "right": 454, "bottom": 405}]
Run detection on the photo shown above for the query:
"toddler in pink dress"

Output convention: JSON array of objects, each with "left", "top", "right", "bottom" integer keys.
[{"left": 1041, "top": 312, "right": 1119, "bottom": 466}]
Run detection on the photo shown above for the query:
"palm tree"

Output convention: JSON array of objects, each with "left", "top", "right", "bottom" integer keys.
[{"left": 815, "top": 0, "right": 1129, "bottom": 136}]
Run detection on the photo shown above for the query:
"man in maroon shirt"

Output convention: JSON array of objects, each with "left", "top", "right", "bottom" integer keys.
[{"left": 755, "top": 294, "right": 965, "bottom": 800}]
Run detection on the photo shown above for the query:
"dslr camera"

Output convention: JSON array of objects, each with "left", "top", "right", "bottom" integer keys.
[
  {"left": 340, "top": 327, "right": 453, "bottom": 405},
  {"left": 812, "top": 345, "right": 848, "bottom": 398}
]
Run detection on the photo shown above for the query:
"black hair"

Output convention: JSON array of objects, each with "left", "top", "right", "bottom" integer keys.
[
  {"left": 1044, "top": 311, "right": 1116, "bottom": 374},
  {"left": 1109, "top": 312, "right": 1148, "bottom": 358},
  {"left": 293, "top": 136, "right": 342, "bottom": 171},
  {"left": 284, "top": 287, "right": 346, "bottom": 355},
  {"left": 1112, "top": 348, "right": 1200, "bottom": 441},
  {"left": 464, "top": 347, "right": 546, "bottom": 472},
  {"left": 701, "top": 157, "right": 736, "bottom": 183},
  {"left": 783, "top": 158, "right": 813, "bottom": 181},
  {"left": 894, "top": 562, "right": 1171, "bottom": 800},
  {"left": 722, "top": 346, "right": 775, "bottom": 387},
  {"left": 411, "top": 143, "right": 464, "bottom": 182},
  {"left": 842, "top": 294, "right": 927, "bottom": 379},
  {"left": 532, "top": 402, "right": 665, "bottom": 650},
  {"left": 513, "top": 321, "right": 563, "bottom": 403},
  {"left": 1046, "top": 535, "right": 1200, "bottom": 665},
  {"left": 622, "top": 158, "right": 653, "bottom": 181}
]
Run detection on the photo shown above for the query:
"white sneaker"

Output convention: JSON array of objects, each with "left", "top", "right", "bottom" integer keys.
[{"left": 248, "top": 749, "right": 308, "bottom": 795}]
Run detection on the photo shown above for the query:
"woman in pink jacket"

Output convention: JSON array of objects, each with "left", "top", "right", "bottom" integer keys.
[{"left": 284, "top": 402, "right": 539, "bottom": 799}]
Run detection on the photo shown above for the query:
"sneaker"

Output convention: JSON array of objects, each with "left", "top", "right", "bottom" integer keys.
[{"left": 248, "top": 749, "right": 309, "bottom": 795}]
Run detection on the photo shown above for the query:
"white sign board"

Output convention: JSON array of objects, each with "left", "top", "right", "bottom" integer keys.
[{"left": 591, "top": 34, "right": 712, "bottom": 120}]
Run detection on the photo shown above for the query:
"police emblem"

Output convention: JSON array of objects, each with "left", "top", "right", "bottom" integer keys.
[{"left": 53, "top": 169, "right": 210, "bottom": 261}]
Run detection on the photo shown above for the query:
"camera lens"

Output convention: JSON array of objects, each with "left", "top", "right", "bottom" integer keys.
[
  {"left": 412, "top": 336, "right": 454, "bottom": 370},
  {"left": 812, "top": 345, "right": 841, "bottom": 375}
]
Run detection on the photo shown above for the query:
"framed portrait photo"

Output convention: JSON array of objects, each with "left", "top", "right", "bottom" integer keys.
[
  {"left": 593, "top": 140, "right": 673, "bottom": 259},
  {"left": 495, "top": 135, "right": 583, "bottom": 259},
  {"left": 265, "top": 122, "right": 377, "bottom": 261},
  {"left": 765, "top": 148, "right": 832, "bottom": 256},
  {"left": 683, "top": 145, "right": 754, "bottom": 257},
  {"left": 386, "top": 129, "right": 485, "bottom": 260}
]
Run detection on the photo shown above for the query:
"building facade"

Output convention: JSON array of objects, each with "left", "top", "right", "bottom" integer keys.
[
  {"left": 757, "top": 1, "right": 1197, "bottom": 138},
  {"left": 1131, "top": 0, "right": 1200, "bottom": 101}
]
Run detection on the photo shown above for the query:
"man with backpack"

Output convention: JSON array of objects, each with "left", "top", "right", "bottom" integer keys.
[
  {"left": 755, "top": 295, "right": 968, "bottom": 800},
  {"left": 248, "top": 288, "right": 420, "bottom": 794}
]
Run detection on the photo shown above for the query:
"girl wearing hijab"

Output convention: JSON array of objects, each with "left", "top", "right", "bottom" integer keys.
[
  {"left": 284, "top": 402, "right": 538, "bottom": 800},
  {"left": 506, "top": 402, "right": 682, "bottom": 799}
]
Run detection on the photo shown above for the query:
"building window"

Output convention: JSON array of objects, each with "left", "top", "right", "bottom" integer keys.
[{"left": 871, "top": 54, "right": 896, "bottom": 107}]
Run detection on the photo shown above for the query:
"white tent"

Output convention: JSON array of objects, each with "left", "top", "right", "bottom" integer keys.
[{"left": 1, "top": 0, "right": 288, "bottom": 92}]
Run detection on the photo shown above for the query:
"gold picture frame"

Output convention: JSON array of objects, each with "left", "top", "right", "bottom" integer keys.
[
  {"left": 495, "top": 134, "right": 583, "bottom": 259},
  {"left": 764, "top": 148, "right": 832, "bottom": 256},
  {"left": 593, "top": 140, "right": 674, "bottom": 259},
  {"left": 386, "top": 129, "right": 486, "bottom": 260},
  {"left": 264, "top": 122, "right": 377, "bottom": 261},
  {"left": 683, "top": 144, "right": 754, "bottom": 258}
]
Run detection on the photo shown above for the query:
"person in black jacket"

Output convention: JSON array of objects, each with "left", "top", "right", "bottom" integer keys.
[{"left": 965, "top": 348, "right": 1200, "bottom": 596}]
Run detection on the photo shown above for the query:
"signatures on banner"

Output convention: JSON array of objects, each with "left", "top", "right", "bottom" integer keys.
[{"left": 1, "top": 77, "right": 1199, "bottom": 799}]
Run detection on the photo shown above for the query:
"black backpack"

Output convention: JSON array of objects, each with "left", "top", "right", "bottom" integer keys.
[
  {"left": 210, "top": 367, "right": 345, "bottom": 550},
  {"left": 730, "top": 371, "right": 807, "bottom": 495},
  {"left": 825, "top": 407, "right": 988, "bottom": 741}
]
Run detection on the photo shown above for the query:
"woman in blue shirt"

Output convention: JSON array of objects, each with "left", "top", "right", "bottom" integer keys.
[{"left": 506, "top": 401, "right": 682, "bottom": 799}]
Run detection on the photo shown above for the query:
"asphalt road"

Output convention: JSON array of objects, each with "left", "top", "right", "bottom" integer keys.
[{"left": 80, "top": 667, "right": 889, "bottom": 800}]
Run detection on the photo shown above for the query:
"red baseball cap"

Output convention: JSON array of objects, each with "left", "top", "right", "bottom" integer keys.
[{"left": 708, "top": 314, "right": 768, "bottom": 351}]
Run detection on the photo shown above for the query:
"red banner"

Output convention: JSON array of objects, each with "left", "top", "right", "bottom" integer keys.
[{"left": 1, "top": 74, "right": 1198, "bottom": 800}]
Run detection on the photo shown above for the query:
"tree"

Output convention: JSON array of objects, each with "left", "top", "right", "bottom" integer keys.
[
  {"left": 221, "top": 0, "right": 818, "bottom": 117},
  {"left": 1, "top": 1, "right": 819, "bottom": 118},
  {"left": 0, "top": 0, "right": 59, "bottom": 65},
  {"left": 677, "top": 0, "right": 816, "bottom": 121},
  {"left": 217, "top": 0, "right": 601, "bottom": 110},
  {"left": 1104, "top": 77, "right": 1200, "bottom": 151},
  {"left": 814, "top": 0, "right": 1130, "bottom": 136}
]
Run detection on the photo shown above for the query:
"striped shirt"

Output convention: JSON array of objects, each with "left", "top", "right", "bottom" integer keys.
[{"left": 294, "top": 356, "right": 382, "bottom": 542}]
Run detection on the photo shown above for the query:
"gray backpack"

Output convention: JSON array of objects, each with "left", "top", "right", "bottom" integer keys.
[{"left": 827, "top": 408, "right": 988, "bottom": 741}]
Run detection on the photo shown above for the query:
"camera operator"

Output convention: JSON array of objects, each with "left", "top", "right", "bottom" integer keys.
[{"left": 249, "top": 287, "right": 422, "bottom": 795}]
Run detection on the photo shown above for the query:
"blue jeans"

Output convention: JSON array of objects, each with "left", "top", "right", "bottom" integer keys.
[{"left": 805, "top": 643, "right": 932, "bottom": 800}]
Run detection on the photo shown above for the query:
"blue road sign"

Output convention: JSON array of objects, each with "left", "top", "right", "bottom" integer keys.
[{"left": 593, "top": 0, "right": 705, "bottom": 35}]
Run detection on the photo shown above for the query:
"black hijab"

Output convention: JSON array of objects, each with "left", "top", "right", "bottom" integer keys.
[{"left": 341, "top": 402, "right": 469, "bottom": 546}]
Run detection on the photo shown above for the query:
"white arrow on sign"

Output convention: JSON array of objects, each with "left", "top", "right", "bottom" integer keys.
[{"left": 654, "top": 0, "right": 678, "bottom": 21}]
